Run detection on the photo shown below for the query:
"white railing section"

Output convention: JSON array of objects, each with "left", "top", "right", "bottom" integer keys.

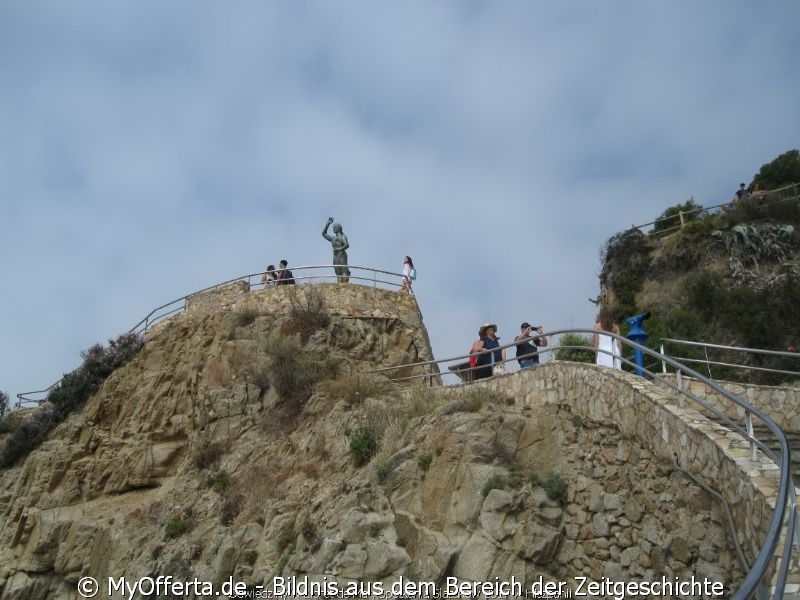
[{"left": 16, "top": 265, "right": 405, "bottom": 407}]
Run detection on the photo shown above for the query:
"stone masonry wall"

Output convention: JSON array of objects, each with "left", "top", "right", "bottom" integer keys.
[
  {"left": 457, "top": 362, "right": 787, "bottom": 585},
  {"left": 182, "top": 280, "right": 436, "bottom": 376}
]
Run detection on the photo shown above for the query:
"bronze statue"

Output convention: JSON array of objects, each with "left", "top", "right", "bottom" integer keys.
[{"left": 322, "top": 217, "right": 350, "bottom": 283}]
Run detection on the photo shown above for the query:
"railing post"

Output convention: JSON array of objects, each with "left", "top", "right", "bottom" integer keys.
[
  {"left": 679, "top": 210, "right": 685, "bottom": 228},
  {"left": 660, "top": 342, "right": 666, "bottom": 374},
  {"left": 746, "top": 410, "right": 757, "bottom": 461},
  {"left": 676, "top": 370, "right": 684, "bottom": 408},
  {"left": 791, "top": 486, "right": 800, "bottom": 556}
]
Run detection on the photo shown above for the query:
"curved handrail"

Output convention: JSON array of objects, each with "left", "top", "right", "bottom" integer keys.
[
  {"left": 17, "top": 264, "right": 405, "bottom": 406},
  {"left": 370, "top": 328, "right": 795, "bottom": 599},
  {"left": 633, "top": 183, "right": 799, "bottom": 236}
]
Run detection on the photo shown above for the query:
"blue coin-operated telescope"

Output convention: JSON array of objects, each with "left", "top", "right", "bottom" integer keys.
[{"left": 625, "top": 311, "right": 651, "bottom": 376}]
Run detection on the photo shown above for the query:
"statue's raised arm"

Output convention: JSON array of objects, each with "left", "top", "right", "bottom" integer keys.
[
  {"left": 322, "top": 217, "right": 350, "bottom": 283},
  {"left": 322, "top": 217, "right": 335, "bottom": 241}
]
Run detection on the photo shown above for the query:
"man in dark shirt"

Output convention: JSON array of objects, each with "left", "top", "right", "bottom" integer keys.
[
  {"left": 515, "top": 322, "right": 548, "bottom": 368},
  {"left": 276, "top": 259, "right": 295, "bottom": 285}
]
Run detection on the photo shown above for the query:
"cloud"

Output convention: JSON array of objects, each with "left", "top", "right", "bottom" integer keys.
[{"left": 1, "top": 1, "right": 798, "bottom": 399}]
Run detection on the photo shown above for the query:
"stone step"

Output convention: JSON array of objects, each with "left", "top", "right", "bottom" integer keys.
[{"left": 708, "top": 416, "right": 800, "bottom": 481}]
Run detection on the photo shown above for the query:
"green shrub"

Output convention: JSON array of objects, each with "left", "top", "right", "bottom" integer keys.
[
  {"left": 417, "top": 452, "right": 433, "bottom": 472},
  {"left": 0, "top": 391, "right": 8, "bottom": 419},
  {"left": 650, "top": 199, "right": 704, "bottom": 237},
  {"left": 0, "top": 411, "right": 22, "bottom": 434},
  {"left": 600, "top": 228, "right": 653, "bottom": 319},
  {"left": 482, "top": 473, "right": 506, "bottom": 497},
  {"left": 47, "top": 332, "right": 144, "bottom": 419},
  {"left": 0, "top": 407, "right": 57, "bottom": 468},
  {"left": 349, "top": 424, "right": 378, "bottom": 466},
  {"left": 543, "top": 472, "right": 567, "bottom": 505},
  {"left": 553, "top": 333, "right": 595, "bottom": 363},
  {"left": 507, "top": 469, "right": 523, "bottom": 489},
  {"left": 211, "top": 470, "right": 231, "bottom": 493},
  {"left": 752, "top": 149, "right": 800, "bottom": 190},
  {"left": 374, "top": 455, "right": 392, "bottom": 481},
  {"left": 165, "top": 513, "right": 192, "bottom": 538}
]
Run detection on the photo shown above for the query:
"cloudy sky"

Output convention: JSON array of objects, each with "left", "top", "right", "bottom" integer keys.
[{"left": 2, "top": 1, "right": 798, "bottom": 402}]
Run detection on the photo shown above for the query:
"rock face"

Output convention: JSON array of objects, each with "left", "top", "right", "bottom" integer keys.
[{"left": 0, "top": 284, "right": 743, "bottom": 598}]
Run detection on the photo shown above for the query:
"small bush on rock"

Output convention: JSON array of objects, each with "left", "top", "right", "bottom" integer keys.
[
  {"left": 0, "top": 407, "right": 57, "bottom": 468},
  {"left": 165, "top": 512, "right": 193, "bottom": 538},
  {"left": 544, "top": 472, "right": 567, "bottom": 505},
  {"left": 349, "top": 424, "right": 378, "bottom": 466},
  {"left": 482, "top": 473, "right": 506, "bottom": 497}
]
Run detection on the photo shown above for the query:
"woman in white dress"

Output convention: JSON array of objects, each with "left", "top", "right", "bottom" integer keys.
[{"left": 593, "top": 309, "right": 622, "bottom": 369}]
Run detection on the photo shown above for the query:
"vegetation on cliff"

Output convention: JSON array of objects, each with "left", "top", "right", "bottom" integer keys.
[
  {"left": 599, "top": 150, "right": 800, "bottom": 383},
  {"left": 0, "top": 332, "right": 144, "bottom": 467}
]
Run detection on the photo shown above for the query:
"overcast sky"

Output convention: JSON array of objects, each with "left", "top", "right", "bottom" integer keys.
[{"left": 2, "top": 1, "right": 798, "bottom": 402}]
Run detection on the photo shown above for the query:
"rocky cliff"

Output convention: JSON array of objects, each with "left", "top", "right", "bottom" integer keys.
[{"left": 0, "top": 283, "right": 743, "bottom": 598}]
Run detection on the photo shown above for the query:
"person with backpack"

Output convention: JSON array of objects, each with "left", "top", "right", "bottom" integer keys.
[{"left": 400, "top": 256, "right": 416, "bottom": 293}]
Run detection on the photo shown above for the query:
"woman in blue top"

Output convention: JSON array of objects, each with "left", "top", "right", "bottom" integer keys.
[{"left": 471, "top": 323, "right": 506, "bottom": 379}]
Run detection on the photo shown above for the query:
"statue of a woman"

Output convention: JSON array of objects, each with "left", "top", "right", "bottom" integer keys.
[{"left": 322, "top": 217, "right": 351, "bottom": 283}]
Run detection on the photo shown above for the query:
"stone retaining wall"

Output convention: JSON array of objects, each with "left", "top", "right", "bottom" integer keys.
[
  {"left": 182, "top": 280, "right": 437, "bottom": 378},
  {"left": 457, "top": 362, "right": 790, "bottom": 588}
]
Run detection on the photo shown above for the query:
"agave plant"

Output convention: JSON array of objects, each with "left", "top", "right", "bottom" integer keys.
[{"left": 712, "top": 224, "right": 798, "bottom": 285}]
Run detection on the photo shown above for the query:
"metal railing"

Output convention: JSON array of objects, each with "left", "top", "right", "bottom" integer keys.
[
  {"left": 660, "top": 337, "right": 800, "bottom": 381},
  {"left": 631, "top": 183, "right": 799, "bottom": 237},
  {"left": 16, "top": 264, "right": 405, "bottom": 407},
  {"left": 370, "top": 329, "right": 797, "bottom": 599}
]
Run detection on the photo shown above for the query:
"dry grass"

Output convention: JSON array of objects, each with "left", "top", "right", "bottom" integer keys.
[
  {"left": 322, "top": 375, "right": 392, "bottom": 405},
  {"left": 282, "top": 286, "right": 331, "bottom": 343},
  {"left": 191, "top": 434, "right": 232, "bottom": 470}
]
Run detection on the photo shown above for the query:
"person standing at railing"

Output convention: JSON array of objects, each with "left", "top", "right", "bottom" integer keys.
[
  {"left": 471, "top": 323, "right": 506, "bottom": 378},
  {"left": 322, "top": 217, "right": 351, "bottom": 283},
  {"left": 750, "top": 183, "right": 767, "bottom": 205},
  {"left": 261, "top": 264, "right": 279, "bottom": 287},
  {"left": 515, "top": 322, "right": 548, "bottom": 368},
  {"left": 593, "top": 309, "right": 622, "bottom": 369},
  {"left": 399, "top": 256, "right": 416, "bottom": 293},
  {"left": 276, "top": 259, "right": 295, "bottom": 285},
  {"left": 730, "top": 182, "right": 748, "bottom": 207}
]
